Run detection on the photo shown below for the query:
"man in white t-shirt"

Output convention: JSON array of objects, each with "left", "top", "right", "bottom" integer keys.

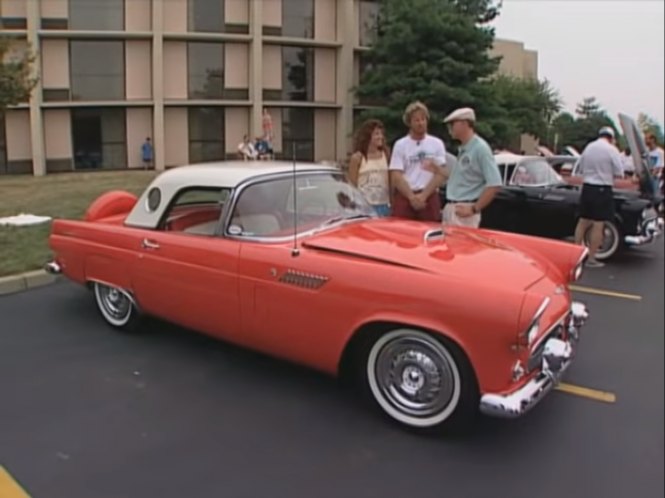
[
  {"left": 389, "top": 101, "right": 447, "bottom": 221},
  {"left": 645, "top": 132, "right": 664, "bottom": 176},
  {"left": 573, "top": 127, "right": 624, "bottom": 267}
]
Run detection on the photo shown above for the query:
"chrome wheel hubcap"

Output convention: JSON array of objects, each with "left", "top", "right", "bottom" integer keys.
[
  {"left": 99, "top": 285, "right": 131, "bottom": 321},
  {"left": 376, "top": 337, "right": 456, "bottom": 418}
]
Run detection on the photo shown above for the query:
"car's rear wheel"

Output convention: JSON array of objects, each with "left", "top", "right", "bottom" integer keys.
[
  {"left": 364, "top": 329, "right": 478, "bottom": 433},
  {"left": 584, "top": 220, "right": 621, "bottom": 261},
  {"left": 93, "top": 282, "right": 141, "bottom": 331}
]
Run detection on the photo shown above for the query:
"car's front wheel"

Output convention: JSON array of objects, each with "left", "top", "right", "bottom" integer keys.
[
  {"left": 584, "top": 220, "right": 622, "bottom": 261},
  {"left": 364, "top": 329, "right": 478, "bottom": 433},
  {"left": 93, "top": 282, "right": 141, "bottom": 332}
]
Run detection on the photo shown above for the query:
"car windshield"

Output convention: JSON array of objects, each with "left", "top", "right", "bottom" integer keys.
[
  {"left": 227, "top": 171, "right": 376, "bottom": 238},
  {"left": 509, "top": 158, "right": 565, "bottom": 187}
]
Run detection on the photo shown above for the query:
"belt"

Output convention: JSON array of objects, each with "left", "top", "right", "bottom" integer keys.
[{"left": 447, "top": 199, "right": 478, "bottom": 204}]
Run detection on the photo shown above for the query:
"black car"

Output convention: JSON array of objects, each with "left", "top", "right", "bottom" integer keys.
[{"left": 440, "top": 115, "right": 663, "bottom": 261}]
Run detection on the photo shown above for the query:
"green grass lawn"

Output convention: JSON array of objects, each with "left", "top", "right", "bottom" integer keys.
[{"left": 0, "top": 171, "right": 158, "bottom": 277}]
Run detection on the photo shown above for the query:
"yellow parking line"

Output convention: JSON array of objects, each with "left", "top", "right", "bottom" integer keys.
[
  {"left": 569, "top": 285, "right": 642, "bottom": 301},
  {"left": 556, "top": 382, "right": 617, "bottom": 403},
  {"left": 0, "top": 467, "right": 31, "bottom": 498}
]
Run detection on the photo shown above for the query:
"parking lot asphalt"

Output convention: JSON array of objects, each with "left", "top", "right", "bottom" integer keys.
[{"left": 0, "top": 240, "right": 663, "bottom": 498}]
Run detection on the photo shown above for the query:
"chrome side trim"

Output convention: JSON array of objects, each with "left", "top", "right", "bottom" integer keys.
[{"left": 278, "top": 270, "right": 329, "bottom": 290}]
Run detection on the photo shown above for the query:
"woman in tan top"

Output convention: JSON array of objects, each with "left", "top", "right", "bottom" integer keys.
[{"left": 348, "top": 119, "right": 392, "bottom": 217}]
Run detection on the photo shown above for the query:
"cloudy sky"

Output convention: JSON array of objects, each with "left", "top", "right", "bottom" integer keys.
[{"left": 492, "top": 0, "right": 665, "bottom": 127}]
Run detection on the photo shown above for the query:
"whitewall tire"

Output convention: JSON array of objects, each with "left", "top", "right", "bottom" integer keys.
[
  {"left": 365, "top": 329, "right": 476, "bottom": 431},
  {"left": 585, "top": 221, "right": 621, "bottom": 261},
  {"left": 93, "top": 282, "right": 140, "bottom": 331}
]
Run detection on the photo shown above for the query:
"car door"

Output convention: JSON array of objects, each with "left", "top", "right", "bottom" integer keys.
[
  {"left": 130, "top": 187, "right": 242, "bottom": 340},
  {"left": 480, "top": 161, "right": 531, "bottom": 233},
  {"left": 227, "top": 172, "right": 358, "bottom": 368}
]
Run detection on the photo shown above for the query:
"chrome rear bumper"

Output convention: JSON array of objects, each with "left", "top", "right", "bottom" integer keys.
[
  {"left": 625, "top": 217, "right": 664, "bottom": 246},
  {"left": 479, "top": 301, "right": 589, "bottom": 418}
]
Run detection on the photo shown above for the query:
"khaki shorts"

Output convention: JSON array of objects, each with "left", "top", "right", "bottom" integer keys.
[{"left": 442, "top": 203, "right": 481, "bottom": 228}]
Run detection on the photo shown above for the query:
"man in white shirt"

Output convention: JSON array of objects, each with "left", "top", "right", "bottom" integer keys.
[
  {"left": 645, "top": 132, "right": 664, "bottom": 190},
  {"left": 389, "top": 101, "right": 447, "bottom": 221},
  {"left": 573, "top": 127, "right": 624, "bottom": 267},
  {"left": 621, "top": 147, "right": 635, "bottom": 176}
]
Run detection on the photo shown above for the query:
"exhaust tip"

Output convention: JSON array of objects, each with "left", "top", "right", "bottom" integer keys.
[{"left": 44, "top": 261, "right": 62, "bottom": 274}]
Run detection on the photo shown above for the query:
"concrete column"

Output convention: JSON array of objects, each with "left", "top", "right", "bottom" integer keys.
[
  {"left": 335, "top": 0, "right": 355, "bottom": 163},
  {"left": 151, "top": 0, "right": 165, "bottom": 171},
  {"left": 26, "top": 0, "right": 46, "bottom": 176},
  {"left": 249, "top": 0, "right": 263, "bottom": 138}
]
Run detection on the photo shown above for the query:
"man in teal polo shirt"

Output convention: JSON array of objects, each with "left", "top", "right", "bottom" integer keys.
[{"left": 442, "top": 108, "right": 502, "bottom": 228}]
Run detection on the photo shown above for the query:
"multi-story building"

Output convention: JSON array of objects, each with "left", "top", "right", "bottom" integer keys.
[
  {"left": 0, "top": 0, "right": 538, "bottom": 176},
  {"left": 490, "top": 38, "right": 538, "bottom": 81},
  {"left": 490, "top": 38, "right": 541, "bottom": 153}
]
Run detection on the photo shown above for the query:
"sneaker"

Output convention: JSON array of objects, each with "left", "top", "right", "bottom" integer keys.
[{"left": 586, "top": 259, "right": 605, "bottom": 268}]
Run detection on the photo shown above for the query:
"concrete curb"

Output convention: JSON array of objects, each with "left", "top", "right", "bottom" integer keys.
[{"left": 0, "top": 270, "right": 60, "bottom": 296}]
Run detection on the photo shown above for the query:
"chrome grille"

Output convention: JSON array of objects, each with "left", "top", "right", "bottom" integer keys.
[{"left": 527, "top": 312, "right": 569, "bottom": 372}]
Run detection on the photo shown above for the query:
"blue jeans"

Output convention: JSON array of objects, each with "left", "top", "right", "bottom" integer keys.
[{"left": 373, "top": 203, "right": 391, "bottom": 217}]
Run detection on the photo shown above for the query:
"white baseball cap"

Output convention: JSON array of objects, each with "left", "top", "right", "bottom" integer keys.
[
  {"left": 444, "top": 107, "right": 476, "bottom": 123},
  {"left": 598, "top": 126, "right": 615, "bottom": 138}
]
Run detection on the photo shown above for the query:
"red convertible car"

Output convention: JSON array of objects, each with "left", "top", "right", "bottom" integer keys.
[{"left": 46, "top": 161, "right": 589, "bottom": 433}]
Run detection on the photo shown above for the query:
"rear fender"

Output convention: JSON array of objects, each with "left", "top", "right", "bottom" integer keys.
[{"left": 85, "top": 254, "right": 134, "bottom": 292}]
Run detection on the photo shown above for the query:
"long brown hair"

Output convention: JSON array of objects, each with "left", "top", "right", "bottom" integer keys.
[{"left": 353, "top": 119, "right": 388, "bottom": 160}]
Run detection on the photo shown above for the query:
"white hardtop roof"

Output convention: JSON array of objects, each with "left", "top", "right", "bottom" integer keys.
[
  {"left": 152, "top": 160, "right": 339, "bottom": 190},
  {"left": 494, "top": 152, "right": 528, "bottom": 164}
]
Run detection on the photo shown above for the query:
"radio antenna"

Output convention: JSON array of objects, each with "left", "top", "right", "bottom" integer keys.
[{"left": 291, "top": 142, "right": 300, "bottom": 257}]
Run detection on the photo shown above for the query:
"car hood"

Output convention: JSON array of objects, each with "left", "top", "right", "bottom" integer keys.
[
  {"left": 619, "top": 113, "right": 656, "bottom": 196},
  {"left": 303, "top": 219, "right": 548, "bottom": 290}
]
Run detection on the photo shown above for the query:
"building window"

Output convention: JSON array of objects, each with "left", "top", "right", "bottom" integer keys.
[
  {"left": 188, "top": 107, "right": 225, "bottom": 163},
  {"left": 188, "top": 42, "right": 224, "bottom": 100},
  {"left": 359, "top": 0, "right": 380, "bottom": 47},
  {"left": 282, "top": 0, "right": 314, "bottom": 39},
  {"left": 0, "top": 113, "right": 6, "bottom": 174},
  {"left": 70, "top": 41, "right": 125, "bottom": 101},
  {"left": 282, "top": 108, "right": 314, "bottom": 161},
  {"left": 282, "top": 46, "right": 314, "bottom": 102},
  {"left": 188, "top": 0, "right": 224, "bottom": 33},
  {"left": 0, "top": 18, "right": 27, "bottom": 29},
  {"left": 72, "top": 108, "right": 127, "bottom": 170},
  {"left": 69, "top": 0, "right": 124, "bottom": 31}
]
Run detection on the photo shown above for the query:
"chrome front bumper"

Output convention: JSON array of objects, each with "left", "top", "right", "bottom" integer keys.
[
  {"left": 479, "top": 301, "right": 589, "bottom": 418},
  {"left": 625, "top": 217, "right": 664, "bottom": 246}
]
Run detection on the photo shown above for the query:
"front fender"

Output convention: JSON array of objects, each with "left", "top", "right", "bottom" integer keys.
[{"left": 477, "top": 229, "right": 586, "bottom": 283}]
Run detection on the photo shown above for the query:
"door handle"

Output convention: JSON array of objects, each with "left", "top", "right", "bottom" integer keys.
[{"left": 141, "top": 238, "right": 160, "bottom": 250}]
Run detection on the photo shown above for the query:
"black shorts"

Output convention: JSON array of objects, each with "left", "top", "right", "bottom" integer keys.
[{"left": 579, "top": 184, "right": 615, "bottom": 221}]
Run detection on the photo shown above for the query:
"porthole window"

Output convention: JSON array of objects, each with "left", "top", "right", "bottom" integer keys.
[{"left": 146, "top": 187, "right": 161, "bottom": 212}]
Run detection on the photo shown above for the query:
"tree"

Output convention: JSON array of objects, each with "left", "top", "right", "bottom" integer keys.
[
  {"left": 549, "top": 98, "right": 619, "bottom": 153},
  {"left": 575, "top": 96, "right": 602, "bottom": 119},
  {"left": 0, "top": 37, "right": 38, "bottom": 111},
  {"left": 476, "top": 75, "right": 562, "bottom": 149},
  {"left": 355, "top": 0, "right": 502, "bottom": 144},
  {"left": 637, "top": 112, "right": 664, "bottom": 144}
]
